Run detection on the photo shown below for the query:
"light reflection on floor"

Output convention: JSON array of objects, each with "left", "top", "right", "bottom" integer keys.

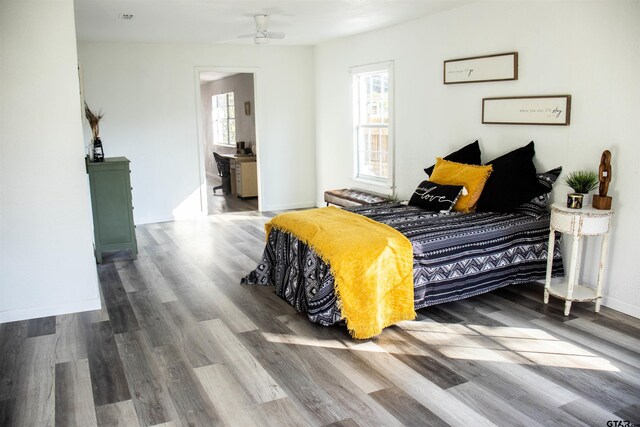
[{"left": 262, "top": 319, "right": 620, "bottom": 372}]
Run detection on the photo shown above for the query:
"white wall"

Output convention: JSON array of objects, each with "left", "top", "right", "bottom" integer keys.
[
  {"left": 315, "top": 1, "right": 640, "bottom": 317},
  {"left": 0, "top": 0, "right": 101, "bottom": 322},
  {"left": 78, "top": 43, "right": 316, "bottom": 223}
]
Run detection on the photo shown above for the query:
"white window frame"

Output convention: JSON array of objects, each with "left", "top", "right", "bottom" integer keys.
[
  {"left": 351, "top": 61, "right": 394, "bottom": 191},
  {"left": 212, "top": 92, "right": 235, "bottom": 147}
]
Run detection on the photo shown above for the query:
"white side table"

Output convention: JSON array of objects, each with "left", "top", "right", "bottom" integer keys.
[{"left": 544, "top": 203, "right": 613, "bottom": 315}]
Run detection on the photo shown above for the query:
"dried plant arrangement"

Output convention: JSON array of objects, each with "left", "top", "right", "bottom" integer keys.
[{"left": 84, "top": 102, "right": 103, "bottom": 140}]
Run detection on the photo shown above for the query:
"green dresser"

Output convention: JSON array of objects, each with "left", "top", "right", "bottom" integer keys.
[{"left": 86, "top": 157, "right": 137, "bottom": 263}]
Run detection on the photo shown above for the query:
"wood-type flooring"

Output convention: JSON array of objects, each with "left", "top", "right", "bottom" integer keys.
[{"left": 1, "top": 210, "right": 639, "bottom": 426}]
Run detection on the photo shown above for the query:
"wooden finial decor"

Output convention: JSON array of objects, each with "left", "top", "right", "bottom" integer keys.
[{"left": 592, "top": 150, "right": 612, "bottom": 210}]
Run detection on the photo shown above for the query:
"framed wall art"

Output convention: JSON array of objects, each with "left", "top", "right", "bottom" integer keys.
[
  {"left": 444, "top": 52, "right": 518, "bottom": 84},
  {"left": 482, "top": 95, "right": 571, "bottom": 125}
]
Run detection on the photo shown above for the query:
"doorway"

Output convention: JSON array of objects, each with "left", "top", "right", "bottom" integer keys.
[{"left": 196, "top": 69, "right": 260, "bottom": 214}]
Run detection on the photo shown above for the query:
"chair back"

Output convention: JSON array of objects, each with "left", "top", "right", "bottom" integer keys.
[{"left": 213, "top": 152, "right": 230, "bottom": 177}]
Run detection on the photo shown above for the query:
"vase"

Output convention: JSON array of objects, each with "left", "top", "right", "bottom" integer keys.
[
  {"left": 567, "top": 193, "right": 584, "bottom": 209},
  {"left": 92, "top": 137, "right": 105, "bottom": 162}
]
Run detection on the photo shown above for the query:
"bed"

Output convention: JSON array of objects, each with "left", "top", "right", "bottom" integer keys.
[
  {"left": 243, "top": 139, "right": 566, "bottom": 337},
  {"left": 242, "top": 202, "right": 565, "bottom": 329}
]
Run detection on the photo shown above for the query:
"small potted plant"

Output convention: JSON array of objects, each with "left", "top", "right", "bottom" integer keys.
[{"left": 564, "top": 170, "right": 598, "bottom": 209}]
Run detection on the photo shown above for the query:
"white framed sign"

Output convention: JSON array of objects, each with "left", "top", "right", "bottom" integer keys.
[
  {"left": 482, "top": 95, "right": 572, "bottom": 126},
  {"left": 444, "top": 52, "right": 518, "bottom": 84}
]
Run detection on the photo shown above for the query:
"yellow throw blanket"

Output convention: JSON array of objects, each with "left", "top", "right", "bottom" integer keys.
[{"left": 265, "top": 206, "right": 416, "bottom": 339}]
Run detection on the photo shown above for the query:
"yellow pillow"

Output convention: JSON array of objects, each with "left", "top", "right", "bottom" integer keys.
[{"left": 429, "top": 158, "right": 493, "bottom": 213}]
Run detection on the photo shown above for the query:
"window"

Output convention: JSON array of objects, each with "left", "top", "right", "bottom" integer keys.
[
  {"left": 352, "top": 62, "right": 393, "bottom": 189},
  {"left": 212, "top": 92, "right": 235, "bottom": 146}
]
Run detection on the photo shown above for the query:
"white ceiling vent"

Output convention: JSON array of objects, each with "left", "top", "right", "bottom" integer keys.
[{"left": 119, "top": 13, "right": 135, "bottom": 20}]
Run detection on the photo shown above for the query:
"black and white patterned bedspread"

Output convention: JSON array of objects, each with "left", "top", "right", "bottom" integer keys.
[{"left": 242, "top": 203, "right": 564, "bottom": 326}]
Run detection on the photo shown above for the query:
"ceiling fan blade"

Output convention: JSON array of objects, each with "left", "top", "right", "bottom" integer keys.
[
  {"left": 267, "top": 32, "right": 285, "bottom": 39},
  {"left": 237, "top": 33, "right": 255, "bottom": 39}
]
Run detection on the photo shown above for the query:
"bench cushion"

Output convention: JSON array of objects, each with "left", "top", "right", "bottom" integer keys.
[{"left": 324, "top": 188, "right": 389, "bottom": 207}]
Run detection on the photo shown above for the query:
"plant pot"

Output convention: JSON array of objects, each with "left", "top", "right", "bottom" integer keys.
[{"left": 566, "top": 193, "right": 584, "bottom": 209}]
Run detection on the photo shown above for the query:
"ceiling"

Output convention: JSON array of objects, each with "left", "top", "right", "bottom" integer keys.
[{"left": 74, "top": 0, "right": 474, "bottom": 46}]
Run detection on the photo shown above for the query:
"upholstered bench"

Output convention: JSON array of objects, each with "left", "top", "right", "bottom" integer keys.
[{"left": 324, "top": 188, "right": 390, "bottom": 207}]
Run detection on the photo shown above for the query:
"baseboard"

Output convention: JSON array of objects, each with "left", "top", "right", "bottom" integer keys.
[
  {"left": 261, "top": 201, "right": 316, "bottom": 212},
  {"left": 602, "top": 295, "right": 640, "bottom": 319},
  {"left": 0, "top": 298, "right": 102, "bottom": 324},
  {"left": 135, "top": 211, "right": 210, "bottom": 225},
  {"left": 134, "top": 215, "right": 175, "bottom": 225}
]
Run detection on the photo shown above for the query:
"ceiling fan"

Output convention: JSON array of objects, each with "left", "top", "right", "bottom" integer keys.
[{"left": 239, "top": 14, "right": 285, "bottom": 45}]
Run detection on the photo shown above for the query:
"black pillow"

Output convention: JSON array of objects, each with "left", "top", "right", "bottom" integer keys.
[
  {"left": 533, "top": 166, "right": 562, "bottom": 194},
  {"left": 409, "top": 180, "right": 464, "bottom": 213},
  {"left": 476, "top": 141, "right": 541, "bottom": 213},
  {"left": 424, "top": 140, "right": 481, "bottom": 176},
  {"left": 516, "top": 167, "right": 562, "bottom": 218}
]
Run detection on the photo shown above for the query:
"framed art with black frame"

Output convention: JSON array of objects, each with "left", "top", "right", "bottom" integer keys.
[
  {"left": 444, "top": 52, "right": 518, "bottom": 84},
  {"left": 482, "top": 95, "right": 571, "bottom": 125}
]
